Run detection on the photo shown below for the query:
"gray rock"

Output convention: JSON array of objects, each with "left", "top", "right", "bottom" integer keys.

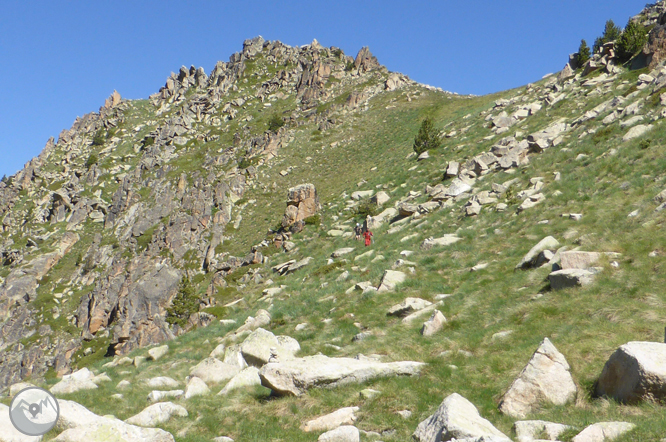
[
  {"left": 514, "top": 420, "right": 572, "bottom": 442},
  {"left": 302, "top": 406, "right": 359, "bottom": 432},
  {"left": 331, "top": 248, "right": 355, "bottom": 258},
  {"left": 148, "top": 345, "right": 169, "bottom": 361},
  {"left": 387, "top": 298, "right": 433, "bottom": 317},
  {"left": 421, "top": 311, "right": 446, "bottom": 336},
  {"left": 596, "top": 341, "right": 666, "bottom": 403},
  {"left": 189, "top": 358, "right": 239, "bottom": 384},
  {"left": 0, "top": 403, "right": 42, "bottom": 441},
  {"left": 499, "top": 338, "right": 577, "bottom": 418},
  {"left": 516, "top": 236, "right": 559, "bottom": 270},
  {"left": 125, "top": 402, "right": 188, "bottom": 427},
  {"left": 218, "top": 367, "right": 261, "bottom": 395},
  {"left": 318, "top": 425, "right": 360, "bottom": 442},
  {"left": 420, "top": 235, "right": 461, "bottom": 250},
  {"left": 147, "top": 390, "right": 183, "bottom": 402},
  {"left": 623, "top": 124, "right": 653, "bottom": 141},
  {"left": 259, "top": 354, "right": 425, "bottom": 396},
  {"left": 183, "top": 376, "right": 210, "bottom": 399},
  {"left": 240, "top": 328, "right": 300, "bottom": 367},
  {"left": 377, "top": 270, "right": 406, "bottom": 293},
  {"left": 571, "top": 422, "right": 635, "bottom": 442},
  {"left": 413, "top": 393, "right": 510, "bottom": 442},
  {"left": 50, "top": 368, "right": 98, "bottom": 395},
  {"left": 549, "top": 268, "right": 600, "bottom": 290},
  {"left": 145, "top": 377, "right": 179, "bottom": 389}
]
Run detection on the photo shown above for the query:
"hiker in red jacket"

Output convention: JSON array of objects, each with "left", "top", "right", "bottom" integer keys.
[{"left": 363, "top": 230, "right": 373, "bottom": 247}]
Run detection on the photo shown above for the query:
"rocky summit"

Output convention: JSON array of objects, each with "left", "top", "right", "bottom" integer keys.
[{"left": 4, "top": 2, "right": 666, "bottom": 441}]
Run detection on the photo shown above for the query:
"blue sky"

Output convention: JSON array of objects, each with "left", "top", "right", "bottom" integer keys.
[{"left": 0, "top": 0, "right": 647, "bottom": 178}]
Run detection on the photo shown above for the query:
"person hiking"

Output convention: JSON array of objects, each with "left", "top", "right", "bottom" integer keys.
[
  {"left": 363, "top": 229, "right": 373, "bottom": 247},
  {"left": 354, "top": 223, "right": 362, "bottom": 240}
]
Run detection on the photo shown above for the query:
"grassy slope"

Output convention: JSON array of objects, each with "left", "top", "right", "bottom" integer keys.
[{"left": 3, "top": 61, "right": 666, "bottom": 441}]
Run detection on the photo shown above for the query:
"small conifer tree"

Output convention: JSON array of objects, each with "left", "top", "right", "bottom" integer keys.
[
  {"left": 594, "top": 20, "right": 622, "bottom": 53},
  {"left": 616, "top": 20, "right": 648, "bottom": 62},
  {"left": 577, "top": 39, "right": 591, "bottom": 67},
  {"left": 413, "top": 117, "right": 441, "bottom": 155}
]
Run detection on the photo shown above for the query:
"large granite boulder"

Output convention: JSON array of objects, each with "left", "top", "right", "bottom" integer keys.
[
  {"left": 125, "top": 402, "right": 188, "bottom": 427},
  {"left": 499, "top": 338, "right": 577, "bottom": 418},
  {"left": 259, "top": 355, "right": 425, "bottom": 396},
  {"left": 595, "top": 341, "right": 666, "bottom": 403},
  {"left": 571, "top": 422, "right": 635, "bottom": 442},
  {"left": 240, "top": 328, "right": 300, "bottom": 367},
  {"left": 413, "top": 393, "right": 510, "bottom": 442}
]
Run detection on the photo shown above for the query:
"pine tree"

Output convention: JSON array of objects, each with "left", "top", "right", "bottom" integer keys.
[
  {"left": 413, "top": 117, "right": 441, "bottom": 155},
  {"left": 616, "top": 20, "right": 648, "bottom": 62},
  {"left": 577, "top": 39, "right": 591, "bottom": 67},
  {"left": 593, "top": 19, "right": 622, "bottom": 53}
]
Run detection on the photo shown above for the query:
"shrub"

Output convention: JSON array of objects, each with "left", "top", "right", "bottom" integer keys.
[
  {"left": 616, "top": 20, "right": 648, "bottom": 62},
  {"left": 577, "top": 39, "right": 591, "bottom": 67},
  {"left": 594, "top": 20, "right": 622, "bottom": 53},
  {"left": 91, "top": 130, "right": 105, "bottom": 146},
  {"left": 85, "top": 154, "right": 98, "bottom": 168},
  {"left": 304, "top": 214, "right": 321, "bottom": 225},
  {"left": 413, "top": 117, "right": 441, "bottom": 154},
  {"left": 166, "top": 277, "right": 200, "bottom": 327},
  {"left": 639, "top": 138, "right": 652, "bottom": 149},
  {"left": 345, "top": 61, "right": 354, "bottom": 72},
  {"left": 142, "top": 136, "right": 155, "bottom": 148},
  {"left": 267, "top": 114, "right": 285, "bottom": 133},
  {"left": 354, "top": 199, "right": 380, "bottom": 218}
]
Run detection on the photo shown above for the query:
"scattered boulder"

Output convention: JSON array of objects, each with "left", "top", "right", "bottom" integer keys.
[
  {"left": 413, "top": 393, "right": 511, "bottom": 442},
  {"left": 387, "top": 298, "right": 433, "bottom": 317},
  {"left": 318, "top": 425, "right": 360, "bottom": 442},
  {"left": 420, "top": 235, "right": 461, "bottom": 250},
  {"left": 499, "top": 338, "right": 577, "bottom": 418},
  {"left": 145, "top": 377, "right": 179, "bottom": 389},
  {"left": 515, "top": 236, "right": 559, "bottom": 270},
  {"left": 622, "top": 124, "right": 653, "bottom": 141},
  {"left": 421, "top": 311, "right": 446, "bottom": 336},
  {"left": 184, "top": 376, "right": 210, "bottom": 399},
  {"left": 148, "top": 345, "right": 169, "bottom": 361},
  {"left": 240, "top": 328, "right": 300, "bottom": 366},
  {"left": 147, "top": 390, "right": 184, "bottom": 402},
  {"left": 514, "top": 420, "right": 572, "bottom": 442},
  {"left": 331, "top": 248, "right": 355, "bottom": 258},
  {"left": 377, "top": 270, "right": 406, "bottom": 292},
  {"left": 51, "top": 399, "right": 175, "bottom": 442},
  {"left": 595, "top": 341, "right": 666, "bottom": 403},
  {"left": 372, "top": 191, "right": 390, "bottom": 206},
  {"left": 259, "top": 354, "right": 425, "bottom": 396},
  {"left": 125, "top": 402, "right": 188, "bottom": 427},
  {"left": 549, "top": 268, "right": 600, "bottom": 290},
  {"left": 50, "top": 368, "right": 98, "bottom": 395},
  {"left": 571, "top": 422, "right": 635, "bottom": 442},
  {"left": 302, "top": 406, "right": 359, "bottom": 432},
  {"left": 189, "top": 358, "right": 239, "bottom": 384},
  {"left": 218, "top": 367, "right": 261, "bottom": 395}
]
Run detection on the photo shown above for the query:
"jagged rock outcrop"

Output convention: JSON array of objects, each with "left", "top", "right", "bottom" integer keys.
[{"left": 282, "top": 183, "right": 320, "bottom": 228}]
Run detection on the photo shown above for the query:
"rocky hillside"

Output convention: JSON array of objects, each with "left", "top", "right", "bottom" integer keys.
[{"left": 3, "top": 3, "right": 666, "bottom": 441}]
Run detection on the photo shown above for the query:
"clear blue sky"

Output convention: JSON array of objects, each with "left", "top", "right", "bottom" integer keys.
[{"left": 0, "top": 0, "right": 647, "bottom": 178}]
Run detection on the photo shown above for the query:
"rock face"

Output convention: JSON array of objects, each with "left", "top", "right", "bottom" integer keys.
[
  {"left": 571, "top": 422, "right": 636, "bottom": 442},
  {"left": 413, "top": 393, "right": 510, "bottom": 442},
  {"left": 499, "top": 338, "right": 577, "bottom": 418},
  {"left": 258, "top": 354, "right": 425, "bottom": 396},
  {"left": 125, "top": 402, "right": 188, "bottom": 427},
  {"left": 595, "top": 341, "right": 666, "bottom": 403},
  {"left": 282, "top": 183, "right": 320, "bottom": 228},
  {"left": 302, "top": 406, "right": 359, "bottom": 432}
]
